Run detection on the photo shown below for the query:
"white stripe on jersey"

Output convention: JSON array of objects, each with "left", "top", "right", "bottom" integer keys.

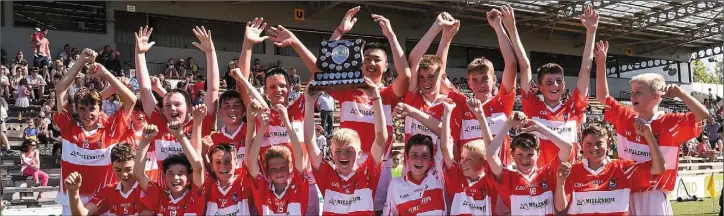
[
  {"left": 154, "top": 139, "right": 183, "bottom": 161},
  {"left": 530, "top": 117, "right": 578, "bottom": 143},
  {"left": 461, "top": 112, "right": 507, "bottom": 140},
  {"left": 568, "top": 189, "right": 631, "bottom": 215},
  {"left": 262, "top": 122, "right": 304, "bottom": 148},
  {"left": 322, "top": 188, "right": 375, "bottom": 214},
  {"left": 61, "top": 140, "right": 113, "bottom": 166},
  {"left": 261, "top": 203, "right": 303, "bottom": 216},
  {"left": 449, "top": 192, "right": 491, "bottom": 216},
  {"left": 236, "top": 147, "right": 245, "bottom": 168},
  {"left": 615, "top": 134, "right": 679, "bottom": 169},
  {"left": 145, "top": 152, "right": 158, "bottom": 171},
  {"left": 405, "top": 116, "right": 437, "bottom": 141},
  {"left": 205, "top": 200, "right": 250, "bottom": 216},
  {"left": 510, "top": 191, "right": 554, "bottom": 216},
  {"left": 339, "top": 101, "right": 394, "bottom": 126}
]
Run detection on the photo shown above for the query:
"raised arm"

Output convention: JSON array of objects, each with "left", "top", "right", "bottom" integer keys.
[
  {"left": 238, "top": 18, "right": 269, "bottom": 106},
  {"left": 440, "top": 100, "right": 456, "bottom": 169},
  {"left": 268, "top": 25, "right": 318, "bottom": 76},
  {"left": 524, "top": 120, "right": 573, "bottom": 162},
  {"left": 496, "top": 6, "right": 518, "bottom": 93},
  {"left": 274, "top": 104, "right": 305, "bottom": 173},
  {"left": 64, "top": 172, "right": 100, "bottom": 216},
  {"left": 169, "top": 118, "right": 204, "bottom": 188},
  {"left": 304, "top": 90, "right": 324, "bottom": 170},
  {"left": 94, "top": 63, "right": 136, "bottom": 119},
  {"left": 504, "top": 13, "right": 530, "bottom": 93},
  {"left": 408, "top": 13, "right": 447, "bottom": 93},
  {"left": 134, "top": 26, "right": 157, "bottom": 116},
  {"left": 231, "top": 68, "right": 267, "bottom": 109},
  {"left": 664, "top": 85, "right": 710, "bottom": 121},
  {"left": 594, "top": 41, "right": 609, "bottom": 104},
  {"left": 246, "top": 105, "right": 269, "bottom": 177},
  {"left": 395, "top": 103, "right": 442, "bottom": 136},
  {"left": 361, "top": 78, "right": 388, "bottom": 165},
  {"left": 56, "top": 49, "right": 93, "bottom": 111},
  {"left": 469, "top": 98, "right": 493, "bottom": 147},
  {"left": 576, "top": 6, "right": 599, "bottom": 97},
  {"left": 554, "top": 162, "right": 572, "bottom": 212},
  {"left": 191, "top": 26, "right": 220, "bottom": 115},
  {"left": 487, "top": 113, "right": 520, "bottom": 179},
  {"left": 634, "top": 118, "right": 666, "bottom": 175},
  {"left": 135, "top": 124, "right": 158, "bottom": 192},
  {"left": 373, "top": 14, "right": 411, "bottom": 98},
  {"left": 329, "top": 6, "right": 360, "bottom": 41}
]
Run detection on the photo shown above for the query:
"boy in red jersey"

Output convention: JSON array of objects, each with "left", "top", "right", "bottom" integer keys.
[
  {"left": 204, "top": 143, "right": 252, "bottom": 215},
  {"left": 514, "top": 6, "right": 599, "bottom": 166},
  {"left": 303, "top": 78, "right": 387, "bottom": 215},
  {"left": 64, "top": 143, "right": 142, "bottom": 215},
  {"left": 54, "top": 48, "right": 137, "bottom": 215},
  {"left": 554, "top": 122, "right": 665, "bottom": 215},
  {"left": 594, "top": 40, "right": 708, "bottom": 215},
  {"left": 134, "top": 105, "right": 207, "bottom": 216},
  {"left": 247, "top": 101, "right": 308, "bottom": 215},
  {"left": 487, "top": 112, "right": 573, "bottom": 216}
]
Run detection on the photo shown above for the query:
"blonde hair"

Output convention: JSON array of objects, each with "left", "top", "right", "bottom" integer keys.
[
  {"left": 264, "top": 145, "right": 292, "bottom": 168},
  {"left": 630, "top": 73, "right": 665, "bottom": 92},
  {"left": 462, "top": 140, "right": 486, "bottom": 159},
  {"left": 331, "top": 128, "right": 361, "bottom": 151},
  {"left": 467, "top": 57, "right": 494, "bottom": 76}
]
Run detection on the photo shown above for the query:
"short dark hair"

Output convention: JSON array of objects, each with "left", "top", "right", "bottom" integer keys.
[
  {"left": 536, "top": 63, "right": 564, "bottom": 82},
  {"left": 53, "top": 74, "right": 62, "bottom": 79},
  {"left": 265, "top": 67, "right": 291, "bottom": 86},
  {"left": 582, "top": 124, "right": 609, "bottom": 141},
  {"left": 219, "top": 90, "right": 242, "bottom": 105},
  {"left": 111, "top": 143, "right": 135, "bottom": 163},
  {"left": 40, "top": 28, "right": 47, "bottom": 32},
  {"left": 391, "top": 150, "right": 402, "bottom": 157},
  {"left": 363, "top": 42, "right": 388, "bottom": 55},
  {"left": 74, "top": 88, "right": 103, "bottom": 108},
  {"left": 511, "top": 132, "right": 540, "bottom": 152},
  {"left": 208, "top": 143, "right": 236, "bottom": 160},
  {"left": 162, "top": 153, "right": 192, "bottom": 174},
  {"left": 404, "top": 134, "right": 434, "bottom": 159},
  {"left": 133, "top": 98, "right": 144, "bottom": 112},
  {"left": 163, "top": 89, "right": 192, "bottom": 108}
]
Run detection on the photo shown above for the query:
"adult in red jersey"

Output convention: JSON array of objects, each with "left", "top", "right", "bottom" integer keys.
[
  {"left": 303, "top": 79, "right": 387, "bottom": 215},
  {"left": 65, "top": 143, "right": 143, "bottom": 215},
  {"left": 487, "top": 112, "right": 573, "bottom": 216},
  {"left": 554, "top": 122, "right": 665, "bottom": 215},
  {"left": 515, "top": 6, "right": 599, "bottom": 166},
  {"left": 135, "top": 105, "right": 207, "bottom": 216},
  {"left": 324, "top": 10, "right": 413, "bottom": 212},
  {"left": 246, "top": 102, "right": 309, "bottom": 215},
  {"left": 134, "top": 26, "right": 218, "bottom": 188},
  {"left": 594, "top": 40, "right": 708, "bottom": 215},
  {"left": 54, "top": 48, "right": 137, "bottom": 215}
]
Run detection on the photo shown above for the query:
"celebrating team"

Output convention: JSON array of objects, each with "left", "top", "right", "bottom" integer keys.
[{"left": 57, "top": 4, "right": 708, "bottom": 216}]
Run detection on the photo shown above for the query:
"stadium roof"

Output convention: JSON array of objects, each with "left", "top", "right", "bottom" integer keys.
[{"left": 309, "top": 1, "right": 723, "bottom": 60}]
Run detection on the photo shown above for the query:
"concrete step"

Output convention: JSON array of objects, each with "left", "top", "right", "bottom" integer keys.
[
  {"left": 1, "top": 168, "right": 61, "bottom": 176},
  {"left": 4, "top": 186, "right": 58, "bottom": 193},
  {"left": 2, "top": 174, "right": 62, "bottom": 187}
]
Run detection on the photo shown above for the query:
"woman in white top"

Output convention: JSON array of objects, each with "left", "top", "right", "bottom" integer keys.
[{"left": 20, "top": 139, "right": 49, "bottom": 199}]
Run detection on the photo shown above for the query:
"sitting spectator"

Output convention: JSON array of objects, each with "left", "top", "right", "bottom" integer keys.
[
  {"left": 288, "top": 83, "right": 301, "bottom": 103},
  {"left": 57, "top": 44, "right": 72, "bottom": 64},
  {"left": 95, "top": 45, "right": 115, "bottom": 66},
  {"left": 707, "top": 116, "right": 723, "bottom": 150},
  {"left": 186, "top": 57, "right": 199, "bottom": 77},
  {"left": 166, "top": 58, "right": 179, "bottom": 79},
  {"left": 102, "top": 94, "right": 121, "bottom": 117},
  {"left": 194, "top": 90, "right": 206, "bottom": 106},
  {"left": 156, "top": 74, "right": 172, "bottom": 91},
  {"left": 36, "top": 112, "right": 54, "bottom": 145},
  {"left": 697, "top": 135, "right": 719, "bottom": 161},
  {"left": 0, "top": 98, "right": 8, "bottom": 153},
  {"left": 20, "top": 139, "right": 49, "bottom": 199},
  {"left": 50, "top": 60, "right": 67, "bottom": 80},
  {"left": 289, "top": 67, "right": 300, "bottom": 86},
  {"left": 177, "top": 58, "right": 189, "bottom": 79},
  {"left": 273, "top": 59, "right": 283, "bottom": 69},
  {"left": 23, "top": 117, "right": 39, "bottom": 141},
  {"left": 1, "top": 48, "right": 7, "bottom": 66},
  {"left": 0, "top": 65, "right": 9, "bottom": 99},
  {"left": 11, "top": 51, "right": 29, "bottom": 68},
  {"left": 106, "top": 51, "right": 122, "bottom": 76},
  {"left": 26, "top": 67, "right": 46, "bottom": 101}
]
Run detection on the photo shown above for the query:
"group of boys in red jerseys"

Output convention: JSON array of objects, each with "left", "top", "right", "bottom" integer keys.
[{"left": 55, "top": 4, "right": 708, "bottom": 216}]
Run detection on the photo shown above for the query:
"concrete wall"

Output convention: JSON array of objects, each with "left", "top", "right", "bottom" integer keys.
[{"left": 1, "top": 1, "right": 698, "bottom": 96}]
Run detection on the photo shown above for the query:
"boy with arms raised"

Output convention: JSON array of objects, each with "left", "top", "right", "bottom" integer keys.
[
  {"left": 513, "top": 6, "right": 599, "bottom": 166},
  {"left": 594, "top": 40, "right": 708, "bottom": 215},
  {"left": 554, "top": 120, "right": 665, "bottom": 215},
  {"left": 487, "top": 112, "right": 573, "bottom": 216},
  {"left": 64, "top": 143, "right": 142, "bottom": 215},
  {"left": 303, "top": 78, "right": 387, "bottom": 215},
  {"left": 54, "top": 48, "right": 137, "bottom": 215},
  {"left": 134, "top": 105, "right": 208, "bottom": 215}
]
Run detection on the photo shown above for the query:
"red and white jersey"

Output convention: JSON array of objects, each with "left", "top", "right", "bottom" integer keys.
[
  {"left": 383, "top": 166, "right": 446, "bottom": 215},
  {"left": 494, "top": 159, "right": 559, "bottom": 216},
  {"left": 257, "top": 97, "right": 305, "bottom": 166},
  {"left": 205, "top": 166, "right": 252, "bottom": 216},
  {"left": 89, "top": 182, "right": 143, "bottom": 215},
  {"left": 521, "top": 88, "right": 586, "bottom": 166},
  {"left": 148, "top": 107, "right": 215, "bottom": 187},
  {"left": 401, "top": 91, "right": 452, "bottom": 170},
  {"left": 314, "top": 156, "right": 381, "bottom": 215},
  {"left": 445, "top": 163, "right": 496, "bottom": 216},
  {"left": 565, "top": 158, "right": 653, "bottom": 216},
  {"left": 604, "top": 96, "right": 702, "bottom": 192},
  {"left": 250, "top": 169, "right": 309, "bottom": 215},
  {"left": 208, "top": 123, "right": 247, "bottom": 172},
  {"left": 54, "top": 107, "right": 128, "bottom": 205},
  {"left": 120, "top": 126, "right": 161, "bottom": 187},
  {"left": 453, "top": 84, "right": 515, "bottom": 165},
  {"left": 329, "top": 87, "right": 399, "bottom": 155},
  {"left": 140, "top": 182, "right": 206, "bottom": 216}
]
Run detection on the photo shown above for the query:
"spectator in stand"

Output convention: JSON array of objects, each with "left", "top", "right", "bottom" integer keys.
[
  {"left": 103, "top": 94, "right": 121, "bottom": 117},
  {"left": 156, "top": 74, "right": 172, "bottom": 91},
  {"left": 30, "top": 28, "right": 43, "bottom": 57},
  {"left": 0, "top": 98, "right": 8, "bottom": 154},
  {"left": 186, "top": 57, "right": 199, "bottom": 77},
  {"left": 58, "top": 44, "right": 72, "bottom": 63},
  {"left": 15, "top": 78, "right": 31, "bottom": 111},
  {"left": 390, "top": 150, "right": 402, "bottom": 178},
  {"left": 165, "top": 58, "right": 179, "bottom": 79},
  {"left": 274, "top": 59, "right": 283, "bottom": 69},
  {"left": 66, "top": 48, "right": 79, "bottom": 67},
  {"left": 96, "top": 45, "right": 114, "bottom": 67},
  {"left": 315, "top": 125, "right": 328, "bottom": 159},
  {"left": 23, "top": 117, "right": 39, "bottom": 141},
  {"left": 228, "top": 58, "right": 239, "bottom": 72},
  {"left": 1, "top": 49, "right": 7, "bottom": 66},
  {"left": 12, "top": 51, "right": 29, "bottom": 68},
  {"left": 288, "top": 83, "right": 301, "bottom": 103},
  {"left": 20, "top": 139, "right": 49, "bottom": 199},
  {"left": 697, "top": 135, "right": 719, "bottom": 161},
  {"left": 289, "top": 67, "right": 300, "bottom": 86},
  {"left": 192, "top": 74, "right": 205, "bottom": 101},
  {"left": 317, "top": 91, "right": 335, "bottom": 136},
  {"left": 177, "top": 58, "right": 189, "bottom": 79},
  {"left": 31, "top": 28, "right": 51, "bottom": 69},
  {"left": 0, "top": 65, "right": 9, "bottom": 98},
  {"left": 106, "top": 51, "right": 122, "bottom": 76},
  {"left": 26, "top": 67, "right": 47, "bottom": 101},
  {"left": 36, "top": 112, "right": 52, "bottom": 144},
  {"left": 707, "top": 115, "right": 723, "bottom": 150}
]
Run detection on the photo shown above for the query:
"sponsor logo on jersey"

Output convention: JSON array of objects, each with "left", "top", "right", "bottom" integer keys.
[
  {"left": 70, "top": 151, "right": 105, "bottom": 160},
  {"left": 328, "top": 196, "right": 362, "bottom": 206},
  {"left": 519, "top": 199, "right": 549, "bottom": 210},
  {"left": 575, "top": 197, "right": 616, "bottom": 206}
]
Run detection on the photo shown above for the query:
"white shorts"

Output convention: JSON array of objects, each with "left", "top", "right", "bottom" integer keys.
[{"left": 629, "top": 189, "right": 673, "bottom": 215}]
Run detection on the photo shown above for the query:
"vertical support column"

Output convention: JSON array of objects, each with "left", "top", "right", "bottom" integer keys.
[
  {"left": 678, "top": 61, "right": 682, "bottom": 83},
  {"left": 615, "top": 55, "right": 621, "bottom": 79}
]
